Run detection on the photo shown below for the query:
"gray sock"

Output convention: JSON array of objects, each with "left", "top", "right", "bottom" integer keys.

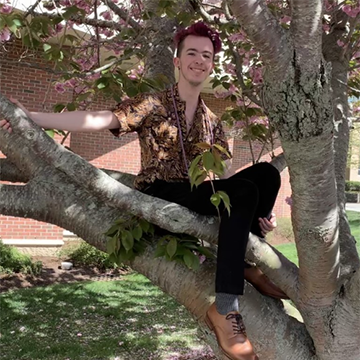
[{"left": 215, "top": 293, "right": 239, "bottom": 315}]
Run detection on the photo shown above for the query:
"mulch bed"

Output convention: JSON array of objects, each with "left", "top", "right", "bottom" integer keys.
[{"left": 0, "top": 256, "right": 126, "bottom": 293}]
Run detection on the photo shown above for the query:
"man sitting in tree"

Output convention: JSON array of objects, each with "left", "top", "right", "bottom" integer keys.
[{"left": 1, "top": 21, "right": 288, "bottom": 360}]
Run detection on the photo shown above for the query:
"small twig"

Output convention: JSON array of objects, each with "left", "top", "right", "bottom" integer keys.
[{"left": 24, "top": 0, "right": 42, "bottom": 17}]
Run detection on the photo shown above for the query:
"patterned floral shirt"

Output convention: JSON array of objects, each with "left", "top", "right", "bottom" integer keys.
[{"left": 111, "top": 84, "right": 231, "bottom": 190}]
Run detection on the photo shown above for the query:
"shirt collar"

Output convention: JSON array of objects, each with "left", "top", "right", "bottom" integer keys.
[{"left": 170, "top": 83, "right": 206, "bottom": 114}]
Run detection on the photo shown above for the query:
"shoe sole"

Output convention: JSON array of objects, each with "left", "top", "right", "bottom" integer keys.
[{"left": 204, "top": 314, "right": 234, "bottom": 360}]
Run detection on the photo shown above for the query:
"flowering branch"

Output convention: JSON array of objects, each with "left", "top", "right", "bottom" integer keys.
[
  {"left": 228, "top": 0, "right": 291, "bottom": 78},
  {"left": 103, "top": 0, "right": 143, "bottom": 33}
]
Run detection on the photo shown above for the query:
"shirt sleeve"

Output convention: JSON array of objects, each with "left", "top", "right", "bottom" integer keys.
[
  {"left": 110, "top": 92, "right": 152, "bottom": 137},
  {"left": 212, "top": 116, "right": 233, "bottom": 160}
]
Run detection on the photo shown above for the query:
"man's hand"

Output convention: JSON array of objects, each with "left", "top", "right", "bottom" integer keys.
[
  {"left": 0, "top": 119, "right": 12, "bottom": 133},
  {"left": 259, "top": 212, "right": 277, "bottom": 237},
  {"left": 0, "top": 98, "right": 31, "bottom": 134}
]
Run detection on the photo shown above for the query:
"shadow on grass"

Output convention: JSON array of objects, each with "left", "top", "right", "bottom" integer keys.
[{"left": 0, "top": 273, "right": 213, "bottom": 360}]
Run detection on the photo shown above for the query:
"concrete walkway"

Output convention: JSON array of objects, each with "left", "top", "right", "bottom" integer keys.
[{"left": 346, "top": 203, "right": 360, "bottom": 213}]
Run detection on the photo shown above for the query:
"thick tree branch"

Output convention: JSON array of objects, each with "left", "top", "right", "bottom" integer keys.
[
  {"left": 30, "top": 9, "right": 124, "bottom": 32},
  {"left": 228, "top": 0, "right": 291, "bottom": 78},
  {"left": 282, "top": 133, "right": 340, "bottom": 303},
  {"left": 0, "top": 159, "right": 27, "bottom": 183},
  {"left": 103, "top": 0, "right": 142, "bottom": 33},
  {"left": 0, "top": 184, "right": 35, "bottom": 217},
  {"left": 291, "top": 0, "right": 324, "bottom": 70},
  {"left": 246, "top": 234, "right": 299, "bottom": 301},
  {"left": 0, "top": 92, "right": 219, "bottom": 240}
]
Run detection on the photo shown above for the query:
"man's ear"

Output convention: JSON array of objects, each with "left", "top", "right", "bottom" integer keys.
[{"left": 173, "top": 57, "right": 180, "bottom": 69}]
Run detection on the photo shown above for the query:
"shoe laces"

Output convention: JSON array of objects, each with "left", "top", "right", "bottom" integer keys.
[{"left": 225, "top": 313, "right": 247, "bottom": 336}]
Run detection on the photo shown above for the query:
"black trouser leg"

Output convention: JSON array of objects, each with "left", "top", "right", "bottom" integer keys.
[{"left": 142, "top": 162, "right": 281, "bottom": 295}]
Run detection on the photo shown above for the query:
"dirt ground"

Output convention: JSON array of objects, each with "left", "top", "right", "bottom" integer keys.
[{"left": 0, "top": 256, "right": 125, "bottom": 293}]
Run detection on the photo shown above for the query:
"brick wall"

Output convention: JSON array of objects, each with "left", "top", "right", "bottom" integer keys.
[{"left": 1, "top": 39, "right": 291, "bottom": 242}]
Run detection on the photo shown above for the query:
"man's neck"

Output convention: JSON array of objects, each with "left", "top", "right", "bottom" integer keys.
[{"left": 177, "top": 79, "right": 202, "bottom": 109}]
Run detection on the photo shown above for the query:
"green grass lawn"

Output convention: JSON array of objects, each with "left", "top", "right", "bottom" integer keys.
[
  {"left": 275, "top": 210, "right": 360, "bottom": 265},
  {"left": 1, "top": 211, "right": 358, "bottom": 360},
  {"left": 0, "top": 274, "right": 213, "bottom": 360}
]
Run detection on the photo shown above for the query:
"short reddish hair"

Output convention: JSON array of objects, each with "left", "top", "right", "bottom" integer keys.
[{"left": 174, "top": 21, "right": 222, "bottom": 57}]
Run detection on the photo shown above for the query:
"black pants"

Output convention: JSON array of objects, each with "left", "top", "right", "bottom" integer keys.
[{"left": 142, "top": 162, "right": 281, "bottom": 295}]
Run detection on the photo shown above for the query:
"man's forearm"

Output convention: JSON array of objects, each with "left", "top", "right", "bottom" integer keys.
[{"left": 30, "top": 110, "right": 119, "bottom": 132}]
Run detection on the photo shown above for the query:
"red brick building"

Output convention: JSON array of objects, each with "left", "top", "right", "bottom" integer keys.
[{"left": 0, "top": 40, "right": 291, "bottom": 252}]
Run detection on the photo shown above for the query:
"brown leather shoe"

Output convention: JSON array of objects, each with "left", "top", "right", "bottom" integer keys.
[
  {"left": 244, "top": 266, "right": 289, "bottom": 300},
  {"left": 205, "top": 303, "right": 259, "bottom": 360}
]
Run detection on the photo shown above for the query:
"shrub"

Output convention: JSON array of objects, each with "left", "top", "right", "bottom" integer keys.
[
  {"left": 345, "top": 181, "right": 360, "bottom": 192},
  {"left": 57, "top": 240, "right": 121, "bottom": 271},
  {"left": 0, "top": 240, "right": 43, "bottom": 275}
]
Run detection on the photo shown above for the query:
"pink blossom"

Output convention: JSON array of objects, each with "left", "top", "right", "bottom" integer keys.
[
  {"left": 342, "top": 5, "right": 360, "bottom": 18},
  {"left": 59, "top": 0, "right": 72, "bottom": 6},
  {"left": 224, "top": 63, "right": 236, "bottom": 76},
  {"left": 54, "top": 82, "right": 66, "bottom": 93},
  {"left": 199, "top": 254, "right": 206, "bottom": 264},
  {"left": 236, "top": 98, "right": 244, "bottom": 107},
  {"left": 0, "top": 28, "right": 11, "bottom": 42},
  {"left": 55, "top": 23, "right": 64, "bottom": 34},
  {"left": 280, "top": 16, "right": 291, "bottom": 24},
  {"left": 242, "top": 58, "right": 250, "bottom": 67},
  {"left": 0, "top": 4, "right": 12, "bottom": 14},
  {"left": 337, "top": 39, "right": 345, "bottom": 48},
  {"left": 228, "top": 32, "right": 245, "bottom": 42},
  {"left": 322, "top": 24, "right": 330, "bottom": 33},
  {"left": 285, "top": 196, "right": 293, "bottom": 207},
  {"left": 251, "top": 68, "right": 263, "bottom": 85},
  {"left": 101, "top": 11, "right": 113, "bottom": 20},
  {"left": 229, "top": 84, "right": 238, "bottom": 94},
  {"left": 65, "top": 78, "right": 77, "bottom": 87}
]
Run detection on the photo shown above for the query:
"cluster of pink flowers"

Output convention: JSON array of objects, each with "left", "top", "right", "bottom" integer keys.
[
  {"left": 342, "top": 4, "right": 360, "bottom": 18},
  {"left": 0, "top": 27, "right": 10, "bottom": 42},
  {"left": 128, "top": 64, "right": 144, "bottom": 80},
  {"left": 0, "top": 2, "right": 12, "bottom": 14}
]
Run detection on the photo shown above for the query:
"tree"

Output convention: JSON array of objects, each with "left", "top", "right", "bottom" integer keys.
[{"left": 1, "top": 1, "right": 360, "bottom": 359}]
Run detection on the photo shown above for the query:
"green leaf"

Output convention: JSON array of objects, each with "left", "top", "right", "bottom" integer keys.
[
  {"left": 213, "top": 144, "right": 231, "bottom": 158},
  {"left": 197, "top": 246, "right": 215, "bottom": 259},
  {"left": 218, "top": 190, "right": 231, "bottom": 216},
  {"left": 95, "top": 78, "right": 109, "bottom": 90},
  {"left": 139, "top": 218, "right": 150, "bottom": 233},
  {"left": 210, "top": 193, "right": 221, "bottom": 207},
  {"left": 43, "top": 43, "right": 51, "bottom": 52},
  {"left": 132, "top": 225, "right": 143, "bottom": 241},
  {"left": 53, "top": 103, "right": 66, "bottom": 113},
  {"left": 202, "top": 151, "right": 215, "bottom": 171},
  {"left": 67, "top": 103, "right": 76, "bottom": 111},
  {"left": 166, "top": 238, "right": 177, "bottom": 259},
  {"left": 196, "top": 142, "right": 212, "bottom": 150},
  {"left": 76, "top": 92, "right": 92, "bottom": 102},
  {"left": 154, "top": 244, "right": 166, "bottom": 258},
  {"left": 193, "top": 170, "right": 207, "bottom": 188},
  {"left": 125, "top": 85, "right": 139, "bottom": 98},
  {"left": 104, "top": 224, "right": 120, "bottom": 237},
  {"left": 183, "top": 251, "right": 200, "bottom": 270},
  {"left": 121, "top": 230, "right": 134, "bottom": 251},
  {"left": 106, "top": 235, "right": 118, "bottom": 255},
  {"left": 63, "top": 6, "right": 84, "bottom": 20},
  {"left": 45, "top": 129, "right": 55, "bottom": 138}
]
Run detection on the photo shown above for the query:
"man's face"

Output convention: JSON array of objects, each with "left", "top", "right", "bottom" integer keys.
[{"left": 174, "top": 35, "right": 214, "bottom": 87}]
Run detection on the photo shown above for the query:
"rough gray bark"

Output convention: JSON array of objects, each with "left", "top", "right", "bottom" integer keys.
[{"left": 322, "top": 13, "right": 360, "bottom": 276}]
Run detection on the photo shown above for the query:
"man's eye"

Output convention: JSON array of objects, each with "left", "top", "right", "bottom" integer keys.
[
  {"left": 204, "top": 55, "right": 210, "bottom": 59},
  {"left": 188, "top": 52, "right": 195, "bottom": 56}
]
